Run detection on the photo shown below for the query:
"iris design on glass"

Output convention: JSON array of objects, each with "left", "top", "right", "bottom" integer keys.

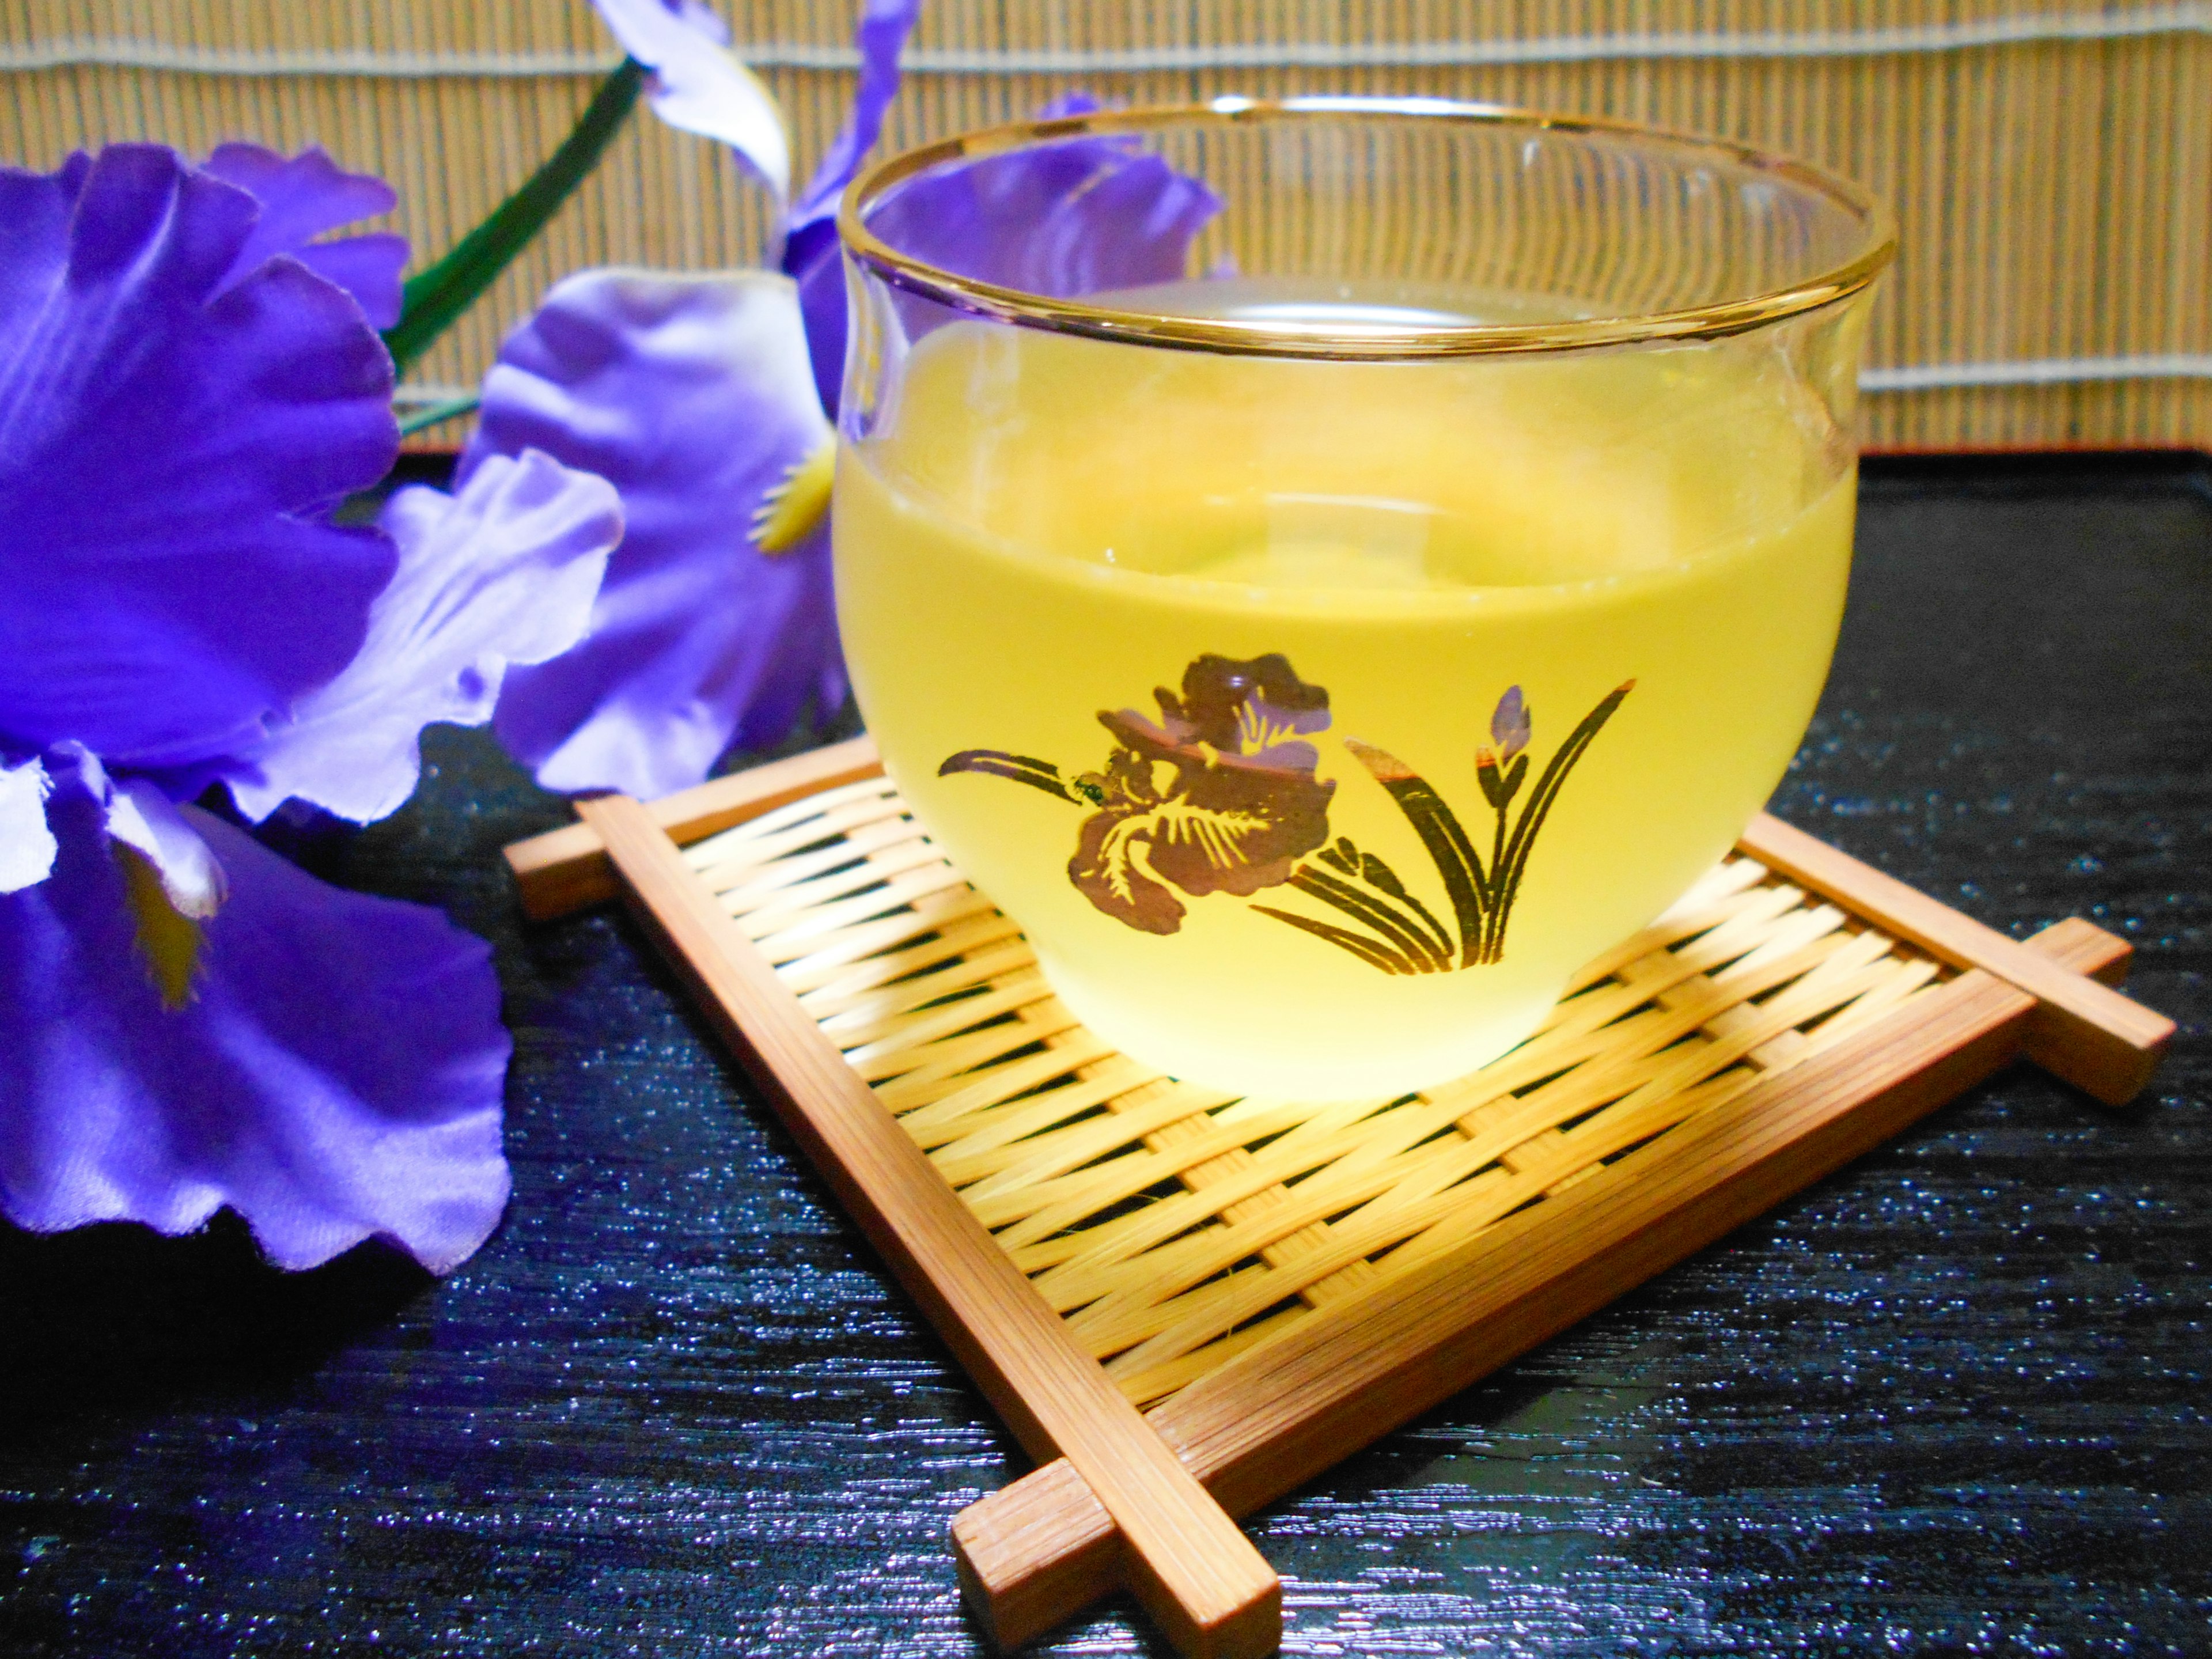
[
  {"left": 940, "top": 654, "right": 1632, "bottom": 973},
  {"left": 941, "top": 654, "right": 1335, "bottom": 935}
]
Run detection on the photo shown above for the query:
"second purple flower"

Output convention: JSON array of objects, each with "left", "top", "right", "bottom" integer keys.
[{"left": 475, "top": 2, "right": 1224, "bottom": 801}]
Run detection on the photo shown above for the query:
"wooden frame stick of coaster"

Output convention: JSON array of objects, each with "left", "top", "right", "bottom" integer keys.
[
  {"left": 944, "top": 916, "right": 2128, "bottom": 1645},
  {"left": 507, "top": 739, "right": 2172, "bottom": 1656},
  {"left": 575, "top": 792, "right": 1280, "bottom": 1659}
]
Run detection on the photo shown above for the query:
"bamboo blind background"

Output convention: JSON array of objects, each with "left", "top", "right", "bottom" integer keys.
[
  {"left": 1142, "top": 115, "right": 1879, "bottom": 321},
  {"left": 3, "top": 1, "right": 2206, "bottom": 452}
]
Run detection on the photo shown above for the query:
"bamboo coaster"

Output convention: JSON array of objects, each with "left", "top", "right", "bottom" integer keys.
[{"left": 505, "top": 737, "right": 2171, "bottom": 1657}]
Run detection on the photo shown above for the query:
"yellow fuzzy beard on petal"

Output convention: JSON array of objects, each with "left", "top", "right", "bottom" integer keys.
[
  {"left": 117, "top": 843, "right": 206, "bottom": 1009},
  {"left": 750, "top": 436, "right": 835, "bottom": 555}
]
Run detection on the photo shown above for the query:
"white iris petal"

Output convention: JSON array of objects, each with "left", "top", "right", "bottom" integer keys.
[
  {"left": 0, "top": 756, "right": 57, "bottom": 894},
  {"left": 589, "top": 0, "right": 792, "bottom": 197},
  {"left": 104, "top": 777, "right": 228, "bottom": 920}
]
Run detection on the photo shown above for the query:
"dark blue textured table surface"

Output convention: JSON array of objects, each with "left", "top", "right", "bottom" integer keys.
[{"left": 2, "top": 454, "right": 2207, "bottom": 1657}]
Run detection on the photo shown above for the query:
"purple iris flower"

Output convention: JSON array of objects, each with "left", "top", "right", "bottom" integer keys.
[
  {"left": 0, "top": 144, "right": 623, "bottom": 1272},
  {"left": 476, "top": 8, "right": 1226, "bottom": 801},
  {"left": 198, "top": 142, "right": 410, "bottom": 328},
  {"left": 468, "top": 268, "right": 835, "bottom": 797},
  {"left": 779, "top": 0, "right": 933, "bottom": 416},
  {"left": 589, "top": 0, "right": 791, "bottom": 195}
]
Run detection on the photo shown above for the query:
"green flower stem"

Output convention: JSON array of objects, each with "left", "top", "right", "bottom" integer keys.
[
  {"left": 396, "top": 393, "right": 482, "bottom": 438},
  {"left": 381, "top": 57, "right": 646, "bottom": 375}
]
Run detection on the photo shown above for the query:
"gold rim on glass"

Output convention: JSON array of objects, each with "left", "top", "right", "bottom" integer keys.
[{"left": 839, "top": 96, "right": 1897, "bottom": 360}]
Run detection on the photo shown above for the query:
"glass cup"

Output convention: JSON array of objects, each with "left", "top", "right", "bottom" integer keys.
[{"left": 831, "top": 99, "right": 1894, "bottom": 1100}]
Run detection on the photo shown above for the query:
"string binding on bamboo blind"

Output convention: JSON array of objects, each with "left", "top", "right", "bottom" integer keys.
[{"left": 676, "top": 772, "right": 1949, "bottom": 1410}]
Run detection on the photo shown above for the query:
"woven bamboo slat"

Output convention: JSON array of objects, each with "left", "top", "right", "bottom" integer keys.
[
  {"left": 947, "top": 914, "right": 2139, "bottom": 1650},
  {"left": 663, "top": 770, "right": 1948, "bottom": 1408},
  {"left": 3, "top": 1, "right": 2205, "bottom": 452},
  {"left": 501, "top": 742, "right": 2169, "bottom": 1652}
]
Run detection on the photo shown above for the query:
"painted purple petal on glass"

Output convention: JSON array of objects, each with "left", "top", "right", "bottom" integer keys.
[
  {"left": 199, "top": 142, "right": 410, "bottom": 327},
  {"left": 588, "top": 0, "right": 790, "bottom": 195},
  {"left": 1074, "top": 699, "right": 1335, "bottom": 925},
  {"left": 1156, "top": 653, "right": 1332, "bottom": 755},
  {"left": 465, "top": 268, "right": 839, "bottom": 798},
  {"left": 0, "top": 146, "right": 397, "bottom": 772},
  {"left": 781, "top": 0, "right": 923, "bottom": 411},
  {"left": 0, "top": 757, "right": 55, "bottom": 895},
  {"left": 226, "top": 449, "right": 622, "bottom": 824},
  {"left": 1491, "top": 685, "right": 1531, "bottom": 765},
  {"left": 0, "top": 772, "right": 510, "bottom": 1274}
]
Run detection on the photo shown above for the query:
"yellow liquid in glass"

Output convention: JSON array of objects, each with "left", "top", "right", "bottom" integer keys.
[{"left": 834, "top": 282, "right": 1855, "bottom": 1099}]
